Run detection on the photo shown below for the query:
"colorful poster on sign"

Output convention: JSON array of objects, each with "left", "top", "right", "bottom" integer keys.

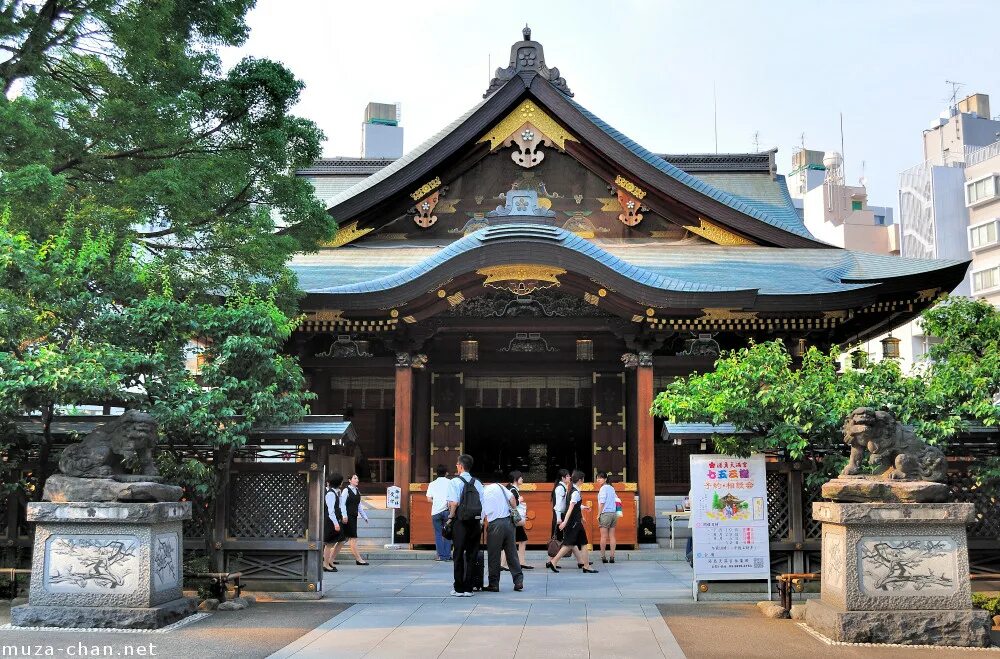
[{"left": 690, "top": 454, "right": 770, "bottom": 583}]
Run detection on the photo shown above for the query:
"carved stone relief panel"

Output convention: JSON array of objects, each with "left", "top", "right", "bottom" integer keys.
[
  {"left": 44, "top": 534, "right": 141, "bottom": 595},
  {"left": 857, "top": 535, "right": 958, "bottom": 597}
]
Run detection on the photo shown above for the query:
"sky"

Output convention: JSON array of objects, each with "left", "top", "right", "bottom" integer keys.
[{"left": 221, "top": 0, "right": 1000, "bottom": 210}]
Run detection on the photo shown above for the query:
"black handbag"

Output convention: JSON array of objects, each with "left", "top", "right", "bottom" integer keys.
[{"left": 442, "top": 518, "right": 454, "bottom": 540}]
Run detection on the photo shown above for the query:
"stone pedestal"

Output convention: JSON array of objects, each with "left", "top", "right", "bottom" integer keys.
[
  {"left": 11, "top": 501, "right": 196, "bottom": 629},
  {"left": 804, "top": 501, "right": 991, "bottom": 647}
]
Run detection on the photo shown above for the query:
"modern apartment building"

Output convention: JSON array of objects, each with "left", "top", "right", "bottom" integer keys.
[
  {"left": 899, "top": 93, "right": 1000, "bottom": 297},
  {"left": 786, "top": 148, "right": 897, "bottom": 253},
  {"left": 964, "top": 140, "right": 1000, "bottom": 305}
]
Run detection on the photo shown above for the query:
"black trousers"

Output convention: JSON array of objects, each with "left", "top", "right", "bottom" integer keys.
[{"left": 452, "top": 519, "right": 481, "bottom": 593}]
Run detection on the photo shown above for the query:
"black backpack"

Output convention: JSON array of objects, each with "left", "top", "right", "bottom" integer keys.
[{"left": 456, "top": 477, "right": 482, "bottom": 521}]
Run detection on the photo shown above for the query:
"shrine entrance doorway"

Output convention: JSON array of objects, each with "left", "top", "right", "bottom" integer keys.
[{"left": 464, "top": 407, "right": 591, "bottom": 483}]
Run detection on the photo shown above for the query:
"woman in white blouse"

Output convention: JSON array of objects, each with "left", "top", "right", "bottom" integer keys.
[
  {"left": 323, "top": 474, "right": 344, "bottom": 572},
  {"left": 596, "top": 471, "right": 618, "bottom": 563},
  {"left": 502, "top": 471, "right": 533, "bottom": 571}
]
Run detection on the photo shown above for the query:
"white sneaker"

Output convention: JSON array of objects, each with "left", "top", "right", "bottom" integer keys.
[
  {"left": 450, "top": 590, "right": 464, "bottom": 597},
  {"left": 461, "top": 591, "right": 473, "bottom": 597}
]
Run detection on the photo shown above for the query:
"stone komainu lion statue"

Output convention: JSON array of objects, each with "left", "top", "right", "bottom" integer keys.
[
  {"left": 841, "top": 407, "right": 946, "bottom": 482},
  {"left": 59, "top": 410, "right": 159, "bottom": 478}
]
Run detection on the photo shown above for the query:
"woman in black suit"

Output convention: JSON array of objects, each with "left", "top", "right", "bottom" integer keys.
[{"left": 339, "top": 473, "right": 370, "bottom": 565}]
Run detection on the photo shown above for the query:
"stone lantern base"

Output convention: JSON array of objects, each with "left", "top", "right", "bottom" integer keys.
[
  {"left": 11, "top": 502, "right": 196, "bottom": 630},
  {"left": 804, "top": 501, "right": 991, "bottom": 647}
]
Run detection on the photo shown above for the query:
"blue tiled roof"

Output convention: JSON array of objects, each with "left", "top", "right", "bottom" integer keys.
[
  {"left": 291, "top": 224, "right": 964, "bottom": 297},
  {"left": 567, "top": 98, "right": 815, "bottom": 241}
]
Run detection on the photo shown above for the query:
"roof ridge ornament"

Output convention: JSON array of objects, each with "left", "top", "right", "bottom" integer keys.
[{"left": 484, "top": 25, "right": 573, "bottom": 98}]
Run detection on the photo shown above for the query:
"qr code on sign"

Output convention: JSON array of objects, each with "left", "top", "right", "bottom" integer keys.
[{"left": 753, "top": 558, "right": 764, "bottom": 569}]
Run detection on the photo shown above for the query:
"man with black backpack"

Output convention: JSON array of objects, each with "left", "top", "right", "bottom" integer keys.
[{"left": 444, "top": 453, "right": 485, "bottom": 597}]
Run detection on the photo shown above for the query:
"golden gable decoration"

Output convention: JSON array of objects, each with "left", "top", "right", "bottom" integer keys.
[
  {"left": 410, "top": 176, "right": 442, "bottom": 201},
  {"left": 683, "top": 218, "right": 756, "bottom": 246},
  {"left": 322, "top": 220, "right": 373, "bottom": 248},
  {"left": 476, "top": 263, "right": 567, "bottom": 296},
  {"left": 478, "top": 100, "right": 577, "bottom": 169},
  {"left": 614, "top": 175, "right": 647, "bottom": 200}
]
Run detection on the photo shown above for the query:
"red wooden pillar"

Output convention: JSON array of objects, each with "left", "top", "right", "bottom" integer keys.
[
  {"left": 636, "top": 352, "right": 655, "bottom": 522},
  {"left": 393, "top": 353, "right": 414, "bottom": 520}
]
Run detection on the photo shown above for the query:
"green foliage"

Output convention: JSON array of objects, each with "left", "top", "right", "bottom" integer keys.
[
  {"left": 918, "top": 297, "right": 1000, "bottom": 440},
  {"left": 0, "top": 0, "right": 333, "bottom": 297},
  {"left": 0, "top": 219, "right": 313, "bottom": 497},
  {"left": 0, "top": 0, "right": 324, "bottom": 501},
  {"left": 653, "top": 298, "right": 1000, "bottom": 488},
  {"left": 972, "top": 593, "right": 1000, "bottom": 617},
  {"left": 652, "top": 340, "right": 918, "bottom": 461}
]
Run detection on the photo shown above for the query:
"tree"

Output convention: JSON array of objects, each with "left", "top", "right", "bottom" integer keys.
[
  {"left": 652, "top": 340, "right": 920, "bottom": 462},
  {"left": 918, "top": 296, "right": 1000, "bottom": 480},
  {"left": 0, "top": 0, "right": 328, "bottom": 503},
  {"left": 652, "top": 297, "right": 1000, "bottom": 485},
  {"left": 0, "top": 217, "right": 312, "bottom": 501},
  {"left": 1, "top": 0, "right": 332, "bottom": 296}
]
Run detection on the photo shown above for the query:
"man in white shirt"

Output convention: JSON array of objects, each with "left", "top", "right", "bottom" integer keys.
[
  {"left": 445, "top": 454, "right": 486, "bottom": 596},
  {"left": 481, "top": 482, "right": 524, "bottom": 592},
  {"left": 426, "top": 465, "right": 452, "bottom": 561}
]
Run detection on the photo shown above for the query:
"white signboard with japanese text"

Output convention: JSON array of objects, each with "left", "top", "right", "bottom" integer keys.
[
  {"left": 386, "top": 485, "right": 402, "bottom": 510},
  {"left": 690, "top": 454, "right": 770, "bottom": 598}
]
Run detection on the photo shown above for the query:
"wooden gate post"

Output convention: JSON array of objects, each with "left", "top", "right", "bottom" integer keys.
[
  {"left": 211, "top": 448, "right": 229, "bottom": 573},
  {"left": 787, "top": 464, "right": 805, "bottom": 573},
  {"left": 309, "top": 440, "right": 330, "bottom": 589},
  {"left": 393, "top": 353, "right": 414, "bottom": 521}
]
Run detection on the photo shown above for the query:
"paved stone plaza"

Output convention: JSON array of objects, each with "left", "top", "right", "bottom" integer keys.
[{"left": 270, "top": 558, "right": 692, "bottom": 658}]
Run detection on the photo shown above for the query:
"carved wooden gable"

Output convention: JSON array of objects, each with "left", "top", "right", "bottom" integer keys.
[{"left": 369, "top": 150, "right": 712, "bottom": 244}]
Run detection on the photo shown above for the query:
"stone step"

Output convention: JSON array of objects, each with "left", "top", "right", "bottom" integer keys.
[{"left": 349, "top": 548, "right": 688, "bottom": 561}]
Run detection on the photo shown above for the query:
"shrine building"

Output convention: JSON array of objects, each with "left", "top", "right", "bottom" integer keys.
[{"left": 287, "top": 28, "right": 967, "bottom": 545}]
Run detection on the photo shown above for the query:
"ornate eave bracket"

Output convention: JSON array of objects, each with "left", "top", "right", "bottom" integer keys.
[
  {"left": 477, "top": 100, "right": 577, "bottom": 169},
  {"left": 484, "top": 25, "right": 573, "bottom": 98},
  {"left": 614, "top": 175, "right": 646, "bottom": 227},
  {"left": 410, "top": 177, "right": 442, "bottom": 228}
]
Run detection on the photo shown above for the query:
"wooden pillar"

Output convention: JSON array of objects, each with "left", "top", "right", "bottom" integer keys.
[
  {"left": 393, "top": 353, "right": 414, "bottom": 520},
  {"left": 636, "top": 351, "right": 655, "bottom": 521},
  {"left": 311, "top": 368, "right": 332, "bottom": 414},
  {"left": 412, "top": 368, "right": 431, "bottom": 482}
]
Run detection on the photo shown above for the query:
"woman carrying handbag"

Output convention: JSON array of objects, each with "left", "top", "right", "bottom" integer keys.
[{"left": 502, "top": 471, "right": 533, "bottom": 571}]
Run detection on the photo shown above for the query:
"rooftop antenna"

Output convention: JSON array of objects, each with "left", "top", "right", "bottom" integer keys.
[
  {"left": 752, "top": 131, "right": 760, "bottom": 153},
  {"left": 840, "top": 112, "right": 846, "bottom": 182},
  {"left": 946, "top": 80, "right": 964, "bottom": 112},
  {"left": 713, "top": 81, "right": 718, "bottom": 154}
]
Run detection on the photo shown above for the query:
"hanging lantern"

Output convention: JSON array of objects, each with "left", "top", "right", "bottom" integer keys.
[
  {"left": 791, "top": 338, "right": 808, "bottom": 358},
  {"left": 881, "top": 335, "right": 901, "bottom": 360},
  {"left": 576, "top": 339, "right": 594, "bottom": 361},
  {"left": 460, "top": 339, "right": 479, "bottom": 362}
]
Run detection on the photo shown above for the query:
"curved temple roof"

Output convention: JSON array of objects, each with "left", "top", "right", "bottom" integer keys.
[
  {"left": 292, "top": 223, "right": 967, "bottom": 310},
  {"left": 318, "top": 53, "right": 825, "bottom": 248}
]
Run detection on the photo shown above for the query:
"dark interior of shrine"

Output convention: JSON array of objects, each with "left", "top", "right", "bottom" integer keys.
[{"left": 464, "top": 408, "right": 592, "bottom": 483}]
